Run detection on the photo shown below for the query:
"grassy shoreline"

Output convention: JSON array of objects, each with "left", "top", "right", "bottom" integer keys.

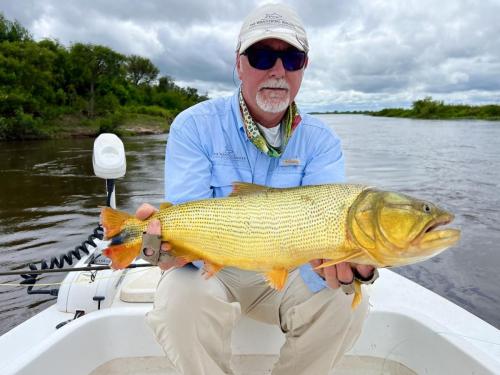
[
  {"left": 4, "top": 98, "right": 500, "bottom": 142},
  {"left": 312, "top": 112, "right": 500, "bottom": 121},
  {"left": 1, "top": 107, "right": 173, "bottom": 141},
  {"left": 1, "top": 13, "right": 208, "bottom": 141},
  {"left": 311, "top": 98, "right": 500, "bottom": 121},
  {"left": 56, "top": 113, "right": 170, "bottom": 138}
]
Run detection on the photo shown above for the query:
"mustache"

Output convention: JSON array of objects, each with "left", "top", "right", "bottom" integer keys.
[{"left": 258, "top": 79, "right": 290, "bottom": 90}]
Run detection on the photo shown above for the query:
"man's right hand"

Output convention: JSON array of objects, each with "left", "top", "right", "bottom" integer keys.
[
  {"left": 136, "top": 203, "right": 188, "bottom": 271},
  {"left": 310, "top": 259, "right": 376, "bottom": 294}
]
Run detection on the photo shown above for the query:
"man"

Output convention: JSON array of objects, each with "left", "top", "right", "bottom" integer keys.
[{"left": 140, "top": 3, "right": 377, "bottom": 374}]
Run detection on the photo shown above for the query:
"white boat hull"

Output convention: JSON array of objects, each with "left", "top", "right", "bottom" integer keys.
[{"left": 1, "top": 264, "right": 499, "bottom": 375}]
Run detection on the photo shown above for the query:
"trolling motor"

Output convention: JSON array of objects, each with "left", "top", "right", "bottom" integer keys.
[
  {"left": 92, "top": 133, "right": 126, "bottom": 209},
  {"left": 17, "top": 134, "right": 128, "bottom": 301},
  {"left": 55, "top": 134, "right": 130, "bottom": 314}
]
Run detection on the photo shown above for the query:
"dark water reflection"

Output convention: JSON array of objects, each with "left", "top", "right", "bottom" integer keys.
[{"left": 0, "top": 115, "right": 499, "bottom": 335}]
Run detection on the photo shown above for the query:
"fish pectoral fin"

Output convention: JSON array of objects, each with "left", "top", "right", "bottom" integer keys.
[
  {"left": 263, "top": 268, "right": 289, "bottom": 290},
  {"left": 230, "top": 182, "right": 274, "bottom": 197},
  {"left": 159, "top": 202, "right": 174, "bottom": 210},
  {"left": 351, "top": 280, "right": 363, "bottom": 309},
  {"left": 202, "top": 261, "right": 223, "bottom": 279},
  {"left": 103, "top": 242, "right": 141, "bottom": 270},
  {"left": 313, "top": 250, "right": 365, "bottom": 269}
]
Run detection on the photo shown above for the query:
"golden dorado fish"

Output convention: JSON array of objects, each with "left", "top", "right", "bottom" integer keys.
[{"left": 101, "top": 183, "right": 460, "bottom": 307}]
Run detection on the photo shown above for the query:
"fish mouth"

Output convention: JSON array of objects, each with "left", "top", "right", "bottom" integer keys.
[{"left": 413, "top": 213, "right": 461, "bottom": 251}]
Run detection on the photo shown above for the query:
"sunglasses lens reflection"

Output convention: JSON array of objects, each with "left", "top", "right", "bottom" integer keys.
[{"left": 245, "top": 49, "right": 306, "bottom": 71}]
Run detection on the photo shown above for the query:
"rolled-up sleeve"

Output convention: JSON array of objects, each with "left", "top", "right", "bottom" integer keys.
[{"left": 164, "top": 117, "right": 213, "bottom": 204}]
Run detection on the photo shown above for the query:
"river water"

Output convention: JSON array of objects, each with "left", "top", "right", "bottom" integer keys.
[{"left": 0, "top": 114, "right": 499, "bottom": 335}]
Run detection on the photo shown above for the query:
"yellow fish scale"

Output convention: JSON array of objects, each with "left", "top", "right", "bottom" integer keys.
[{"left": 157, "top": 184, "right": 367, "bottom": 270}]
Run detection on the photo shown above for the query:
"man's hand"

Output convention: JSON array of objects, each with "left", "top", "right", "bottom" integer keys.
[
  {"left": 310, "top": 260, "right": 376, "bottom": 293},
  {"left": 136, "top": 203, "right": 188, "bottom": 271}
]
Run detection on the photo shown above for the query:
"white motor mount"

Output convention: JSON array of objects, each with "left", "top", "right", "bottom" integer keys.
[{"left": 56, "top": 241, "right": 124, "bottom": 314}]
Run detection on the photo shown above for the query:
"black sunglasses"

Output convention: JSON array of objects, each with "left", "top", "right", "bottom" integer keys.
[{"left": 242, "top": 47, "right": 307, "bottom": 72}]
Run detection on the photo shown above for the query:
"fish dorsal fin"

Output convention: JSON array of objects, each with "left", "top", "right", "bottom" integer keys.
[
  {"left": 159, "top": 202, "right": 174, "bottom": 210},
  {"left": 230, "top": 182, "right": 273, "bottom": 197}
]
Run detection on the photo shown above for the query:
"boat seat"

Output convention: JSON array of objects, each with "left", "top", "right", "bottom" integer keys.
[{"left": 120, "top": 266, "right": 162, "bottom": 303}]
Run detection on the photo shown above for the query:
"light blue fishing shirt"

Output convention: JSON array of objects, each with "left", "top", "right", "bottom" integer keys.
[{"left": 164, "top": 90, "right": 345, "bottom": 292}]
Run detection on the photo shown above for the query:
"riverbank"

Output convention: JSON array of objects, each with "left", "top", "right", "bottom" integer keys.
[
  {"left": 52, "top": 112, "right": 170, "bottom": 139},
  {"left": 0, "top": 13, "right": 207, "bottom": 141},
  {"left": 312, "top": 97, "right": 500, "bottom": 121},
  {"left": 1, "top": 108, "right": 172, "bottom": 141}
]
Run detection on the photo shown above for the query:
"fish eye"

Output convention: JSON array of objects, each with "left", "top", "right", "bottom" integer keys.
[{"left": 422, "top": 203, "right": 432, "bottom": 213}]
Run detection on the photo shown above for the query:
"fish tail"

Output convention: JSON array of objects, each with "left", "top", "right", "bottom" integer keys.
[
  {"left": 103, "top": 242, "right": 142, "bottom": 269},
  {"left": 101, "top": 206, "right": 132, "bottom": 238},
  {"left": 101, "top": 207, "right": 143, "bottom": 269}
]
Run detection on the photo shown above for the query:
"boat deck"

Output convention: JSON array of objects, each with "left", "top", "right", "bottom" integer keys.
[
  {"left": 2, "top": 268, "right": 499, "bottom": 375},
  {"left": 90, "top": 354, "right": 416, "bottom": 375}
]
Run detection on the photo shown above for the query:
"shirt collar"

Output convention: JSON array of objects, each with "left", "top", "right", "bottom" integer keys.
[{"left": 232, "top": 88, "right": 246, "bottom": 131}]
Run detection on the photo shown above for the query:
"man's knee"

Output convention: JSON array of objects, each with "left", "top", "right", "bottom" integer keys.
[
  {"left": 323, "top": 288, "right": 370, "bottom": 351},
  {"left": 146, "top": 267, "right": 235, "bottom": 334},
  {"left": 283, "top": 286, "right": 370, "bottom": 343},
  {"left": 148, "top": 268, "right": 206, "bottom": 321},
  {"left": 146, "top": 268, "right": 195, "bottom": 333},
  {"left": 324, "top": 288, "right": 370, "bottom": 331}
]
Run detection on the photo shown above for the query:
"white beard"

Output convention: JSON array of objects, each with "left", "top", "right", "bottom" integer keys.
[{"left": 256, "top": 79, "right": 290, "bottom": 113}]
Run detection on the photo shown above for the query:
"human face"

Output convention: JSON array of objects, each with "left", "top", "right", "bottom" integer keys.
[{"left": 237, "top": 39, "right": 308, "bottom": 126}]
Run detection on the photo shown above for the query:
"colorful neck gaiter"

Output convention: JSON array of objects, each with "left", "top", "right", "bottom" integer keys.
[{"left": 239, "top": 89, "right": 302, "bottom": 158}]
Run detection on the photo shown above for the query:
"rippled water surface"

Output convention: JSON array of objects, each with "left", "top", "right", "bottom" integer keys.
[{"left": 0, "top": 114, "right": 499, "bottom": 335}]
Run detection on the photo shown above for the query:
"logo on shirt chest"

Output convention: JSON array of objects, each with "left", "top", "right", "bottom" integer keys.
[{"left": 211, "top": 148, "right": 246, "bottom": 162}]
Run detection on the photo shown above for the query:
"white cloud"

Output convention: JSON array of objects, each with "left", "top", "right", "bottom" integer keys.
[{"left": 2, "top": 0, "right": 500, "bottom": 111}]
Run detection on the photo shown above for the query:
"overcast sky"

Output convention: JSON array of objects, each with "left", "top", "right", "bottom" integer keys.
[{"left": 2, "top": 0, "right": 500, "bottom": 112}]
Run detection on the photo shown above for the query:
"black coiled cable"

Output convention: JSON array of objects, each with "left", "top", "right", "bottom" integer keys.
[{"left": 20, "top": 225, "right": 104, "bottom": 296}]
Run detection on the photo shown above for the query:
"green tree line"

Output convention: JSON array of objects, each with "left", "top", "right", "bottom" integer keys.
[
  {"left": 0, "top": 13, "right": 208, "bottom": 140},
  {"left": 372, "top": 97, "right": 500, "bottom": 120}
]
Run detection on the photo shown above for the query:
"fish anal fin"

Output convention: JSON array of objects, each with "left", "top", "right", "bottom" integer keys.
[
  {"left": 314, "top": 250, "right": 365, "bottom": 269},
  {"left": 230, "top": 182, "right": 274, "bottom": 197},
  {"left": 103, "top": 242, "right": 141, "bottom": 269},
  {"left": 264, "top": 268, "right": 289, "bottom": 290},
  {"left": 100, "top": 207, "right": 133, "bottom": 238},
  {"left": 203, "top": 261, "right": 224, "bottom": 279},
  {"left": 159, "top": 202, "right": 174, "bottom": 210}
]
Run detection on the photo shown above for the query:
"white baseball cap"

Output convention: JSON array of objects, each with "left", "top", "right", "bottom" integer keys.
[{"left": 236, "top": 3, "right": 309, "bottom": 54}]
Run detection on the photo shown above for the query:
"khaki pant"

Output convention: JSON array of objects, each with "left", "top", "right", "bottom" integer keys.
[{"left": 146, "top": 265, "right": 369, "bottom": 375}]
